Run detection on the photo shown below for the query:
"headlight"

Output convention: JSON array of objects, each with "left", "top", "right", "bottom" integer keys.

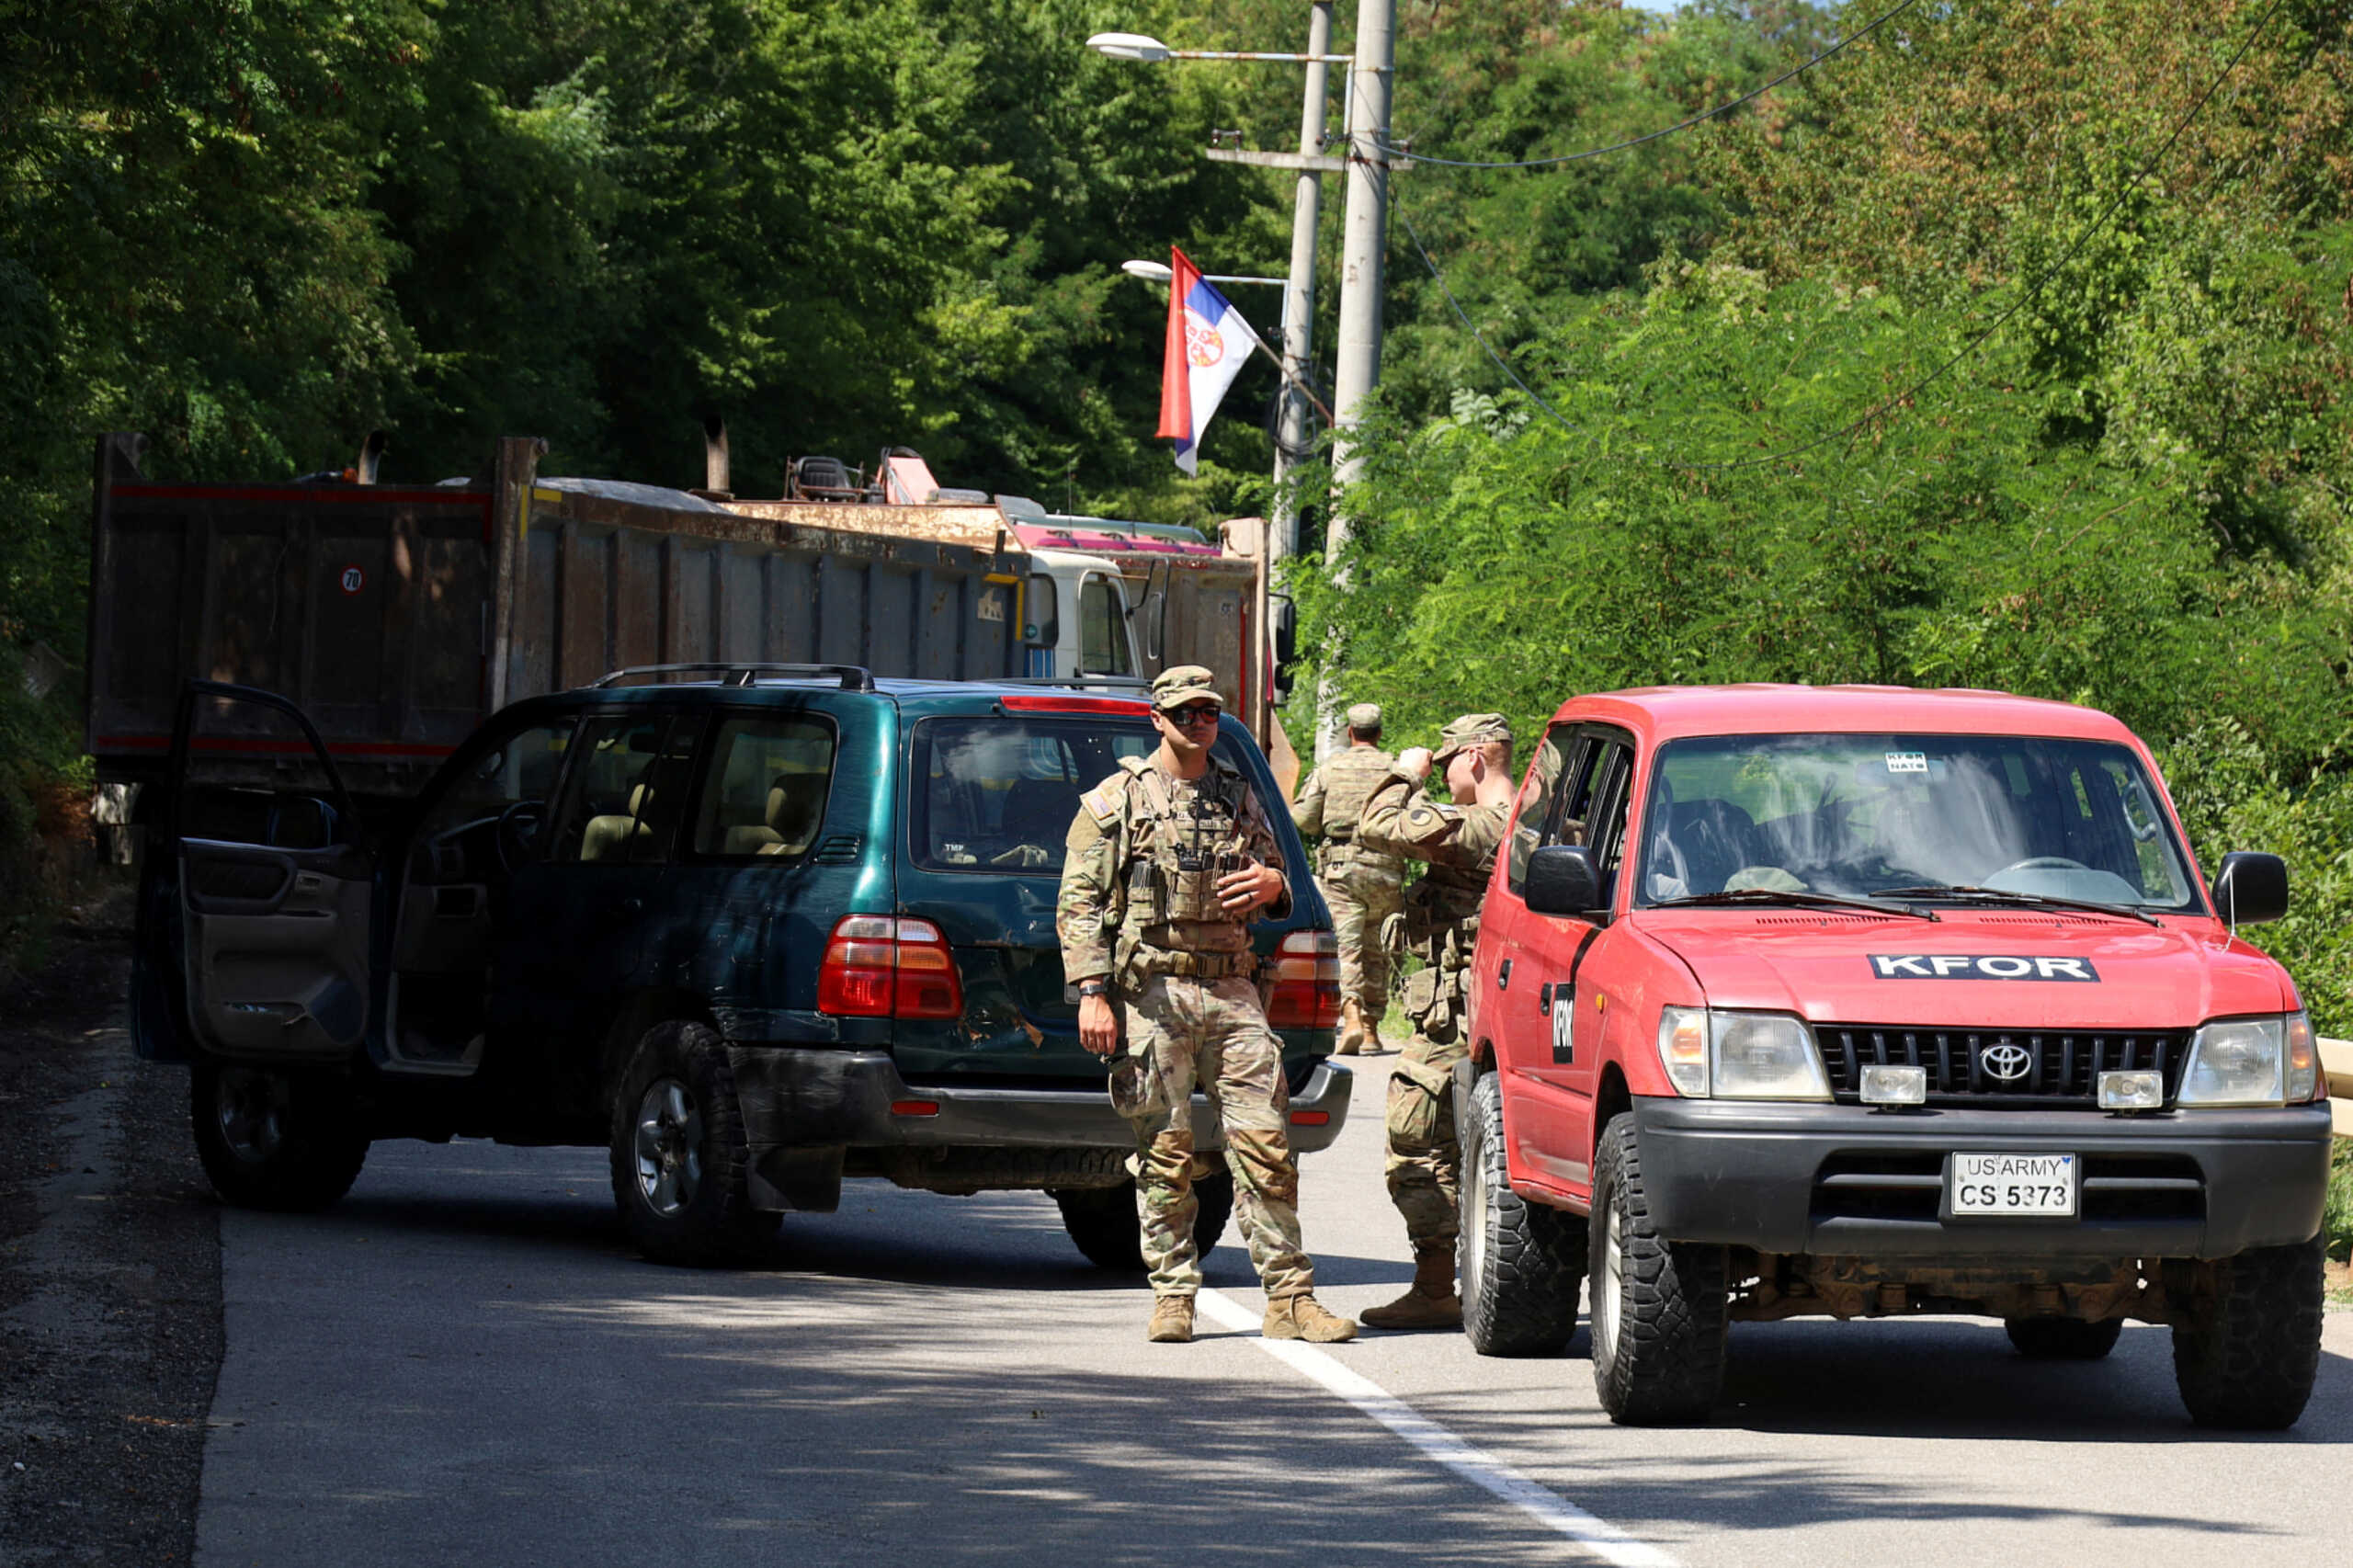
[
  {"left": 2177, "top": 1016, "right": 2290, "bottom": 1107},
  {"left": 1655, "top": 1006, "right": 1832, "bottom": 1101}
]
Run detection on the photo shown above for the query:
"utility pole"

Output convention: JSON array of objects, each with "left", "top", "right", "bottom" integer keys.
[
  {"left": 1317, "top": 0, "right": 1394, "bottom": 756},
  {"left": 1269, "top": 2, "right": 1336, "bottom": 570}
]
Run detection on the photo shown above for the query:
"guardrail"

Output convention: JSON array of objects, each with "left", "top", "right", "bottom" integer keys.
[{"left": 2322, "top": 1037, "right": 2353, "bottom": 1138}]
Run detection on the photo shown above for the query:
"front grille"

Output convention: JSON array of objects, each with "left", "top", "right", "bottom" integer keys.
[
  {"left": 1812, "top": 1151, "right": 2205, "bottom": 1224},
  {"left": 1815, "top": 1024, "right": 2191, "bottom": 1108}
]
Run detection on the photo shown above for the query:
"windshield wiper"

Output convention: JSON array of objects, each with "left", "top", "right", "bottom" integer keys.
[
  {"left": 1873, "top": 885, "right": 2164, "bottom": 927},
  {"left": 1648, "top": 889, "right": 1939, "bottom": 921}
]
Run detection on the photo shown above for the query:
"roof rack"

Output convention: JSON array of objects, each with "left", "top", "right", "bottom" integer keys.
[
  {"left": 591, "top": 663, "right": 877, "bottom": 692},
  {"left": 990, "top": 675, "right": 1152, "bottom": 690}
]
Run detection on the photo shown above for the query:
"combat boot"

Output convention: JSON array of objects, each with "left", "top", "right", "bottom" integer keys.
[
  {"left": 1336, "top": 1000, "right": 1366, "bottom": 1056},
  {"left": 1359, "top": 1244, "right": 1462, "bottom": 1331},
  {"left": 1264, "top": 1292, "right": 1358, "bottom": 1343},
  {"left": 1363, "top": 1008, "right": 1387, "bottom": 1055},
  {"left": 1147, "top": 1295, "right": 1196, "bottom": 1344}
]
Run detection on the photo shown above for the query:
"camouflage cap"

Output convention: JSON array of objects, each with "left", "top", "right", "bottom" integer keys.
[
  {"left": 1150, "top": 665, "right": 1226, "bottom": 710},
  {"left": 1345, "top": 701, "right": 1382, "bottom": 731},
  {"left": 1433, "top": 712, "right": 1512, "bottom": 764}
]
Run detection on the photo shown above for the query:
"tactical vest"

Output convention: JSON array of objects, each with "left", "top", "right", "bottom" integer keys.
[
  {"left": 1108, "top": 759, "right": 1257, "bottom": 980},
  {"left": 1311, "top": 748, "right": 1392, "bottom": 844},
  {"left": 1399, "top": 858, "right": 1488, "bottom": 957}
]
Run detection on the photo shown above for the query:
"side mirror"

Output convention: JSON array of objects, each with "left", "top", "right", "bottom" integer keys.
[
  {"left": 2211, "top": 850, "right": 2288, "bottom": 926},
  {"left": 1525, "top": 844, "right": 1606, "bottom": 919}
]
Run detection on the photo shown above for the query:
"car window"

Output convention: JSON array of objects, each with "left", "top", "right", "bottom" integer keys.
[
  {"left": 912, "top": 716, "right": 1257, "bottom": 874},
  {"left": 1079, "top": 576, "right": 1133, "bottom": 676},
  {"left": 412, "top": 720, "right": 576, "bottom": 864},
  {"left": 1507, "top": 725, "right": 1586, "bottom": 895},
  {"left": 689, "top": 714, "right": 839, "bottom": 860},
  {"left": 546, "top": 713, "right": 698, "bottom": 865},
  {"left": 1637, "top": 733, "right": 2200, "bottom": 908},
  {"left": 178, "top": 692, "right": 347, "bottom": 850}
]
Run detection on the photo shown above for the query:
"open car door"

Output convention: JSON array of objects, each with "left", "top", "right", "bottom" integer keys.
[{"left": 168, "top": 681, "right": 374, "bottom": 1060}]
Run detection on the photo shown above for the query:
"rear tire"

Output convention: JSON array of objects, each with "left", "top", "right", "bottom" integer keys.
[
  {"left": 1054, "top": 1167, "right": 1233, "bottom": 1271},
  {"left": 608, "top": 1021, "right": 779, "bottom": 1267},
  {"left": 190, "top": 1060, "right": 369, "bottom": 1211},
  {"left": 1460, "top": 1071, "right": 1584, "bottom": 1356},
  {"left": 1588, "top": 1111, "right": 1727, "bottom": 1425},
  {"left": 2170, "top": 1235, "right": 2325, "bottom": 1429},
  {"left": 2005, "top": 1316, "right": 2123, "bottom": 1360}
]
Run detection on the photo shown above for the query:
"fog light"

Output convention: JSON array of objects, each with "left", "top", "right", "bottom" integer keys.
[
  {"left": 1859, "top": 1064, "right": 1927, "bottom": 1106},
  {"left": 2097, "top": 1071, "right": 2163, "bottom": 1111}
]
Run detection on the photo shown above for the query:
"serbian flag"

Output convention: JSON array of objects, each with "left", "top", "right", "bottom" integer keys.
[{"left": 1155, "top": 246, "right": 1263, "bottom": 475}]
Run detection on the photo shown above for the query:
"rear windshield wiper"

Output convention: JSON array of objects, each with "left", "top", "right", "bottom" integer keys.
[
  {"left": 1873, "top": 884, "right": 2164, "bottom": 927},
  {"left": 1647, "top": 889, "right": 1940, "bottom": 921}
]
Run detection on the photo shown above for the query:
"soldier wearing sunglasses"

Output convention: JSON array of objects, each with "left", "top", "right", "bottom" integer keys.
[{"left": 1056, "top": 665, "right": 1358, "bottom": 1346}]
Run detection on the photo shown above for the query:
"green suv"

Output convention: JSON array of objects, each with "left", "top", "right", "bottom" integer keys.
[{"left": 132, "top": 666, "right": 1351, "bottom": 1267}]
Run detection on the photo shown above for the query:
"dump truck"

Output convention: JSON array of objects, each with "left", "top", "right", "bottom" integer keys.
[{"left": 84, "top": 434, "right": 1229, "bottom": 800}]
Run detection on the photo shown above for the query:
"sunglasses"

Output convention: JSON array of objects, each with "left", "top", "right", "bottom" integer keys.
[{"left": 1163, "top": 704, "right": 1223, "bottom": 729}]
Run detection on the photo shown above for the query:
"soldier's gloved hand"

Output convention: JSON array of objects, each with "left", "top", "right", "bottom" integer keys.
[
  {"left": 1396, "top": 747, "right": 1435, "bottom": 782},
  {"left": 1078, "top": 993, "right": 1120, "bottom": 1057},
  {"left": 1216, "top": 857, "right": 1285, "bottom": 913}
]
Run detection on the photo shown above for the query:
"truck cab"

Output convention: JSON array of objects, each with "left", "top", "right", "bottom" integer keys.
[{"left": 1457, "top": 686, "right": 2331, "bottom": 1429}]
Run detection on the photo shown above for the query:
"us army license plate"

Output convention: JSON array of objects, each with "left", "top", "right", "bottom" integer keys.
[{"left": 1945, "top": 1152, "right": 2077, "bottom": 1218}]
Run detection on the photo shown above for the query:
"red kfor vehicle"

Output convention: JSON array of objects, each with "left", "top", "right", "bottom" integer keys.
[{"left": 1457, "top": 686, "right": 2333, "bottom": 1428}]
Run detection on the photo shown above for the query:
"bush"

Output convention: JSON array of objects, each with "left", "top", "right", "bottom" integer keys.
[{"left": 2326, "top": 1141, "right": 2353, "bottom": 1266}]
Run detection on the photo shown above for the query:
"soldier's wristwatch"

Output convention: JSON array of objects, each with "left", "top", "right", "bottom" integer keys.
[{"left": 1077, "top": 980, "right": 1109, "bottom": 999}]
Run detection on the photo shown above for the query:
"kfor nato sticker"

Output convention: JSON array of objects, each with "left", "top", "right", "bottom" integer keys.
[
  {"left": 1885, "top": 751, "right": 1928, "bottom": 775},
  {"left": 1870, "top": 954, "right": 2100, "bottom": 982}
]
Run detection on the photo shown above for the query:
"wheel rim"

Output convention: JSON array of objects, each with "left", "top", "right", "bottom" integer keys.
[
  {"left": 631, "top": 1077, "right": 703, "bottom": 1217},
  {"left": 213, "top": 1067, "right": 289, "bottom": 1164},
  {"left": 1599, "top": 1198, "right": 1624, "bottom": 1362}
]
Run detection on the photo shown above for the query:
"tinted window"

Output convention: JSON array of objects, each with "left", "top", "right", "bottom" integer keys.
[
  {"left": 689, "top": 715, "right": 838, "bottom": 860},
  {"left": 547, "top": 714, "right": 699, "bottom": 865},
  {"left": 910, "top": 717, "right": 1256, "bottom": 874}
]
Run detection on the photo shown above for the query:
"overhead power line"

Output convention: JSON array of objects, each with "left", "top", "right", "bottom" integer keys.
[
  {"left": 1401, "top": 0, "right": 2290, "bottom": 473},
  {"left": 1385, "top": 0, "right": 1924, "bottom": 172}
]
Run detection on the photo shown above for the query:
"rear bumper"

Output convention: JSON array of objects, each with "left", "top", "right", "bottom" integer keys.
[
  {"left": 728, "top": 1046, "right": 1353, "bottom": 1156},
  {"left": 1631, "top": 1095, "right": 2332, "bottom": 1260}
]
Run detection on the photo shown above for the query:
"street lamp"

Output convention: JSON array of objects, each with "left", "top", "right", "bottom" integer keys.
[
  {"left": 1120, "top": 259, "right": 1288, "bottom": 288},
  {"left": 1088, "top": 14, "right": 1345, "bottom": 583}
]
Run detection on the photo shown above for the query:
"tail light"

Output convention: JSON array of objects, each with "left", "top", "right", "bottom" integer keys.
[
  {"left": 817, "top": 916, "right": 965, "bottom": 1020},
  {"left": 1266, "top": 929, "right": 1342, "bottom": 1030}
]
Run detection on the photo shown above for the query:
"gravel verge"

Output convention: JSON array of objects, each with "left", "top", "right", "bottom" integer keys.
[{"left": 1, "top": 917, "right": 221, "bottom": 1567}]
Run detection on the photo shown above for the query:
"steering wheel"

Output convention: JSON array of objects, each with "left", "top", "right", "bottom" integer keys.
[
  {"left": 1989, "top": 856, "right": 2090, "bottom": 878},
  {"left": 495, "top": 800, "right": 549, "bottom": 874}
]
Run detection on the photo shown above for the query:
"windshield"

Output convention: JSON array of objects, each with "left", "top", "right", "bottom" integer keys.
[
  {"left": 910, "top": 716, "right": 1250, "bottom": 875},
  {"left": 1636, "top": 733, "right": 2202, "bottom": 914}
]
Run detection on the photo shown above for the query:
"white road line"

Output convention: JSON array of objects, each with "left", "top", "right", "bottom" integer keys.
[{"left": 1196, "top": 1290, "right": 1678, "bottom": 1568}]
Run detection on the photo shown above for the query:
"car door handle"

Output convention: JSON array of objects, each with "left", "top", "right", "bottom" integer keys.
[
  {"left": 1497, "top": 958, "right": 1511, "bottom": 990},
  {"left": 1539, "top": 981, "right": 1553, "bottom": 1014},
  {"left": 617, "top": 896, "right": 644, "bottom": 916}
]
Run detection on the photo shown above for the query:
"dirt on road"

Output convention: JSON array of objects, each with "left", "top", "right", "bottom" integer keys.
[{"left": 0, "top": 917, "right": 221, "bottom": 1567}]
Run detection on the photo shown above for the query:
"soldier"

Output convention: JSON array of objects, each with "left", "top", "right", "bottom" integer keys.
[
  {"left": 1353, "top": 713, "right": 1515, "bottom": 1332},
  {"left": 1290, "top": 702, "right": 1405, "bottom": 1056},
  {"left": 1057, "top": 665, "right": 1358, "bottom": 1346}
]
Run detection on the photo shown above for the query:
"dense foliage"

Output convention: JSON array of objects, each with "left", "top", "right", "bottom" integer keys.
[{"left": 1295, "top": 0, "right": 2353, "bottom": 1032}]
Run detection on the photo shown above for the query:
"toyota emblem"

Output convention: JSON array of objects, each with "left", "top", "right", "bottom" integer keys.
[{"left": 1981, "top": 1042, "right": 2032, "bottom": 1082}]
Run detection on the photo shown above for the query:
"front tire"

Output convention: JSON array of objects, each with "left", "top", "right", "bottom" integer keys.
[
  {"left": 2006, "top": 1316, "right": 2123, "bottom": 1360},
  {"left": 1588, "top": 1111, "right": 1727, "bottom": 1425},
  {"left": 2170, "top": 1235, "right": 2325, "bottom": 1429},
  {"left": 608, "top": 1021, "right": 778, "bottom": 1267},
  {"left": 1054, "top": 1166, "right": 1233, "bottom": 1271},
  {"left": 1460, "top": 1071, "right": 1584, "bottom": 1356},
  {"left": 190, "top": 1060, "right": 369, "bottom": 1211}
]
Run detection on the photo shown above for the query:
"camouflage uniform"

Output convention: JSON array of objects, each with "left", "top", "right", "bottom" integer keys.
[
  {"left": 1055, "top": 683, "right": 1318, "bottom": 1310},
  {"left": 1290, "top": 724, "right": 1404, "bottom": 1039},
  {"left": 1355, "top": 717, "right": 1512, "bottom": 1264}
]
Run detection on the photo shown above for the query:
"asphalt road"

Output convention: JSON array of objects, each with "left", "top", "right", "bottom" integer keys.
[{"left": 198, "top": 1062, "right": 2353, "bottom": 1568}]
